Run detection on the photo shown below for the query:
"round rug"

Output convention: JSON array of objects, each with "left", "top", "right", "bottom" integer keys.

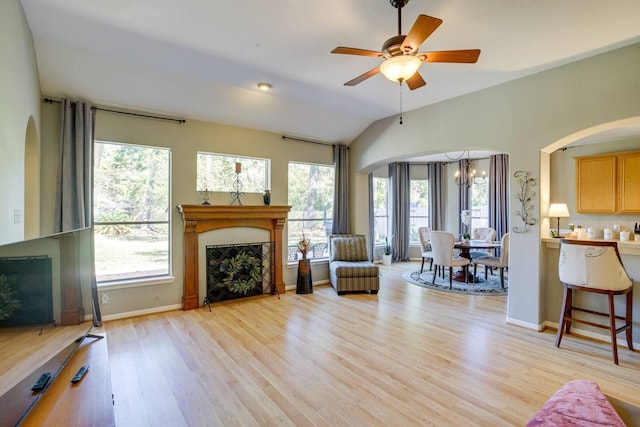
[{"left": 403, "top": 269, "right": 508, "bottom": 296}]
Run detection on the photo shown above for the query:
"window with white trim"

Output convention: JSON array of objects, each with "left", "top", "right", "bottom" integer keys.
[
  {"left": 287, "top": 162, "right": 334, "bottom": 261},
  {"left": 410, "top": 178, "right": 429, "bottom": 244},
  {"left": 197, "top": 152, "right": 270, "bottom": 193},
  {"left": 373, "top": 176, "right": 389, "bottom": 245},
  {"left": 93, "top": 141, "right": 171, "bottom": 283}
]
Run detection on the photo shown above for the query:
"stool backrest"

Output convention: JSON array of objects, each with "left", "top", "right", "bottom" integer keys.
[{"left": 558, "top": 239, "right": 631, "bottom": 291}]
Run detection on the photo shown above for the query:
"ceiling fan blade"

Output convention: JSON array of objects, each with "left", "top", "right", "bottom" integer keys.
[
  {"left": 344, "top": 67, "right": 381, "bottom": 86},
  {"left": 406, "top": 72, "right": 426, "bottom": 90},
  {"left": 421, "top": 49, "right": 481, "bottom": 63},
  {"left": 401, "top": 15, "right": 443, "bottom": 53},
  {"left": 331, "top": 46, "right": 383, "bottom": 57}
]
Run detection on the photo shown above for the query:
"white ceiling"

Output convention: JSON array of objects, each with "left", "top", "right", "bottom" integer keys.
[{"left": 20, "top": 0, "right": 640, "bottom": 146}]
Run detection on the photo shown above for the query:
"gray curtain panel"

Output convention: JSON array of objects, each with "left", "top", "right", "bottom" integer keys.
[
  {"left": 367, "top": 172, "right": 375, "bottom": 261},
  {"left": 332, "top": 144, "right": 349, "bottom": 235},
  {"left": 55, "top": 99, "right": 95, "bottom": 232},
  {"left": 489, "top": 154, "right": 510, "bottom": 240},
  {"left": 458, "top": 158, "right": 471, "bottom": 234},
  {"left": 391, "top": 162, "right": 410, "bottom": 261},
  {"left": 54, "top": 99, "right": 101, "bottom": 326},
  {"left": 428, "top": 162, "right": 444, "bottom": 231}
]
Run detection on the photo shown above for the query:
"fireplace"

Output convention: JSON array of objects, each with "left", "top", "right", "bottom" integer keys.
[
  {"left": 178, "top": 205, "right": 291, "bottom": 310},
  {"left": 205, "top": 241, "right": 274, "bottom": 304}
]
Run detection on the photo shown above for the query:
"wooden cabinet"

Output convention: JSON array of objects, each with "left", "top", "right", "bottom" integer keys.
[
  {"left": 21, "top": 333, "right": 115, "bottom": 427},
  {"left": 576, "top": 150, "right": 640, "bottom": 214},
  {"left": 619, "top": 151, "right": 640, "bottom": 213}
]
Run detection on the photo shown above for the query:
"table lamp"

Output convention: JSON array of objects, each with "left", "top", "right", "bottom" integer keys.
[{"left": 549, "top": 203, "right": 570, "bottom": 238}]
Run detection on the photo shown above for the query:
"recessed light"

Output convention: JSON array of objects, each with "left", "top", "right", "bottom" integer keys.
[{"left": 257, "top": 82, "right": 272, "bottom": 91}]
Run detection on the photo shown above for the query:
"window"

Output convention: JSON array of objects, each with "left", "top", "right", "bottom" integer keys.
[
  {"left": 93, "top": 142, "right": 171, "bottom": 283},
  {"left": 410, "top": 179, "right": 429, "bottom": 244},
  {"left": 470, "top": 178, "right": 489, "bottom": 230},
  {"left": 197, "top": 152, "right": 270, "bottom": 193},
  {"left": 287, "top": 162, "right": 334, "bottom": 260},
  {"left": 373, "top": 177, "right": 389, "bottom": 245}
]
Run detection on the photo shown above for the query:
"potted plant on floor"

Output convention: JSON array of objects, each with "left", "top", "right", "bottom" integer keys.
[{"left": 382, "top": 237, "right": 392, "bottom": 266}]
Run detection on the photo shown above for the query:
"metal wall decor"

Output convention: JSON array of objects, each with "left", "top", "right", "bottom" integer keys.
[{"left": 513, "top": 171, "right": 537, "bottom": 233}]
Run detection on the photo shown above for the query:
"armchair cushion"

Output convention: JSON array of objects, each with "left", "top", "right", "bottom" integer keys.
[{"left": 330, "top": 236, "right": 369, "bottom": 262}]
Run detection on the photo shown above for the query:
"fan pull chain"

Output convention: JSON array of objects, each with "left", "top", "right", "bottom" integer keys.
[{"left": 399, "top": 82, "right": 403, "bottom": 125}]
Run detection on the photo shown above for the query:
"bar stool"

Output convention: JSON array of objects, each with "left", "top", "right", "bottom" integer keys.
[{"left": 556, "top": 239, "right": 634, "bottom": 365}]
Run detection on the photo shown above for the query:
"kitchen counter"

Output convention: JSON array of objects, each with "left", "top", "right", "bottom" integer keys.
[{"left": 542, "top": 237, "right": 640, "bottom": 255}]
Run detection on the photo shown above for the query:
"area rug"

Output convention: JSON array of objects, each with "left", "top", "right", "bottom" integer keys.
[{"left": 403, "top": 268, "right": 508, "bottom": 296}]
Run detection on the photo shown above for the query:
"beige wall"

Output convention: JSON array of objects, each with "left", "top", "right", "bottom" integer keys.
[
  {"left": 40, "top": 102, "right": 334, "bottom": 317},
  {"left": 5, "top": 0, "right": 640, "bottom": 326},
  {"left": 0, "top": 0, "right": 41, "bottom": 245},
  {"left": 349, "top": 42, "right": 640, "bottom": 329}
]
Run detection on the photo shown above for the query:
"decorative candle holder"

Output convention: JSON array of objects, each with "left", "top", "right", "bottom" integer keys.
[
  {"left": 200, "top": 188, "right": 211, "bottom": 205},
  {"left": 230, "top": 169, "right": 244, "bottom": 205}
]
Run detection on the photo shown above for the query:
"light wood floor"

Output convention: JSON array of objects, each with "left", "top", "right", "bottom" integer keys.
[{"left": 104, "top": 262, "right": 640, "bottom": 426}]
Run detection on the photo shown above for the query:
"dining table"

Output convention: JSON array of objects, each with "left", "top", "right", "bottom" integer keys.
[{"left": 452, "top": 240, "right": 501, "bottom": 282}]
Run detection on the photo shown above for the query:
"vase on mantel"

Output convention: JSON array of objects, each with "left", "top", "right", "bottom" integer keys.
[{"left": 263, "top": 190, "right": 271, "bottom": 206}]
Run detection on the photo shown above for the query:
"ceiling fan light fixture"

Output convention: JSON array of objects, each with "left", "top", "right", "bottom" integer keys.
[
  {"left": 257, "top": 82, "right": 272, "bottom": 91},
  {"left": 380, "top": 55, "right": 421, "bottom": 83}
]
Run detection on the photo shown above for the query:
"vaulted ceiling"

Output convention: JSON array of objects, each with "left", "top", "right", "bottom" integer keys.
[{"left": 20, "top": 0, "right": 640, "bottom": 144}]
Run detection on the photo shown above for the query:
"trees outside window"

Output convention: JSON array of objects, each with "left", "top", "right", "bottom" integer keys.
[
  {"left": 197, "top": 152, "right": 269, "bottom": 193},
  {"left": 93, "top": 142, "right": 171, "bottom": 282},
  {"left": 373, "top": 177, "right": 389, "bottom": 245},
  {"left": 410, "top": 179, "right": 429, "bottom": 244},
  {"left": 471, "top": 178, "right": 489, "bottom": 230},
  {"left": 287, "top": 162, "right": 334, "bottom": 260}
]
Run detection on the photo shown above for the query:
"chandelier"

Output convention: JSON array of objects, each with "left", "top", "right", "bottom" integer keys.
[{"left": 447, "top": 151, "right": 487, "bottom": 187}]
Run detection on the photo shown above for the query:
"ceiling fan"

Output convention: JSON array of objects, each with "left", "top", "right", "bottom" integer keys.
[{"left": 331, "top": 0, "right": 481, "bottom": 90}]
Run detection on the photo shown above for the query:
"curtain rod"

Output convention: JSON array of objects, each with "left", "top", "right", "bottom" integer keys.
[
  {"left": 282, "top": 135, "right": 340, "bottom": 147},
  {"left": 43, "top": 98, "right": 186, "bottom": 124}
]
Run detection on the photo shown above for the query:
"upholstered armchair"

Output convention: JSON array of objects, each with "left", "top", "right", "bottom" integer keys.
[{"left": 328, "top": 234, "right": 379, "bottom": 295}]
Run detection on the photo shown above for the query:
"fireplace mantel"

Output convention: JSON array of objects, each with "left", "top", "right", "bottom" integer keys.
[{"left": 178, "top": 205, "right": 291, "bottom": 310}]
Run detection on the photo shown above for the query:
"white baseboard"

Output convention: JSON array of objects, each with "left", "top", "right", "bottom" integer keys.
[
  {"left": 101, "top": 303, "right": 182, "bottom": 321},
  {"left": 511, "top": 318, "right": 640, "bottom": 349},
  {"left": 506, "top": 316, "right": 545, "bottom": 331}
]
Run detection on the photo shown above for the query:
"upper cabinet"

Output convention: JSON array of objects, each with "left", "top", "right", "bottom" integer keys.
[
  {"left": 619, "top": 151, "right": 640, "bottom": 213},
  {"left": 575, "top": 150, "right": 640, "bottom": 214}
]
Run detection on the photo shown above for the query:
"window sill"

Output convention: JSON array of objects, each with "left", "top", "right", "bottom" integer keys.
[
  {"left": 97, "top": 275, "right": 176, "bottom": 290},
  {"left": 286, "top": 258, "right": 329, "bottom": 268}
]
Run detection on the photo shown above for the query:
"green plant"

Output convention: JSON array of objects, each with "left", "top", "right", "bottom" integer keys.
[
  {"left": 94, "top": 209, "right": 131, "bottom": 236},
  {"left": 220, "top": 252, "right": 262, "bottom": 295},
  {"left": 0, "top": 274, "right": 21, "bottom": 320},
  {"left": 384, "top": 237, "right": 392, "bottom": 256}
]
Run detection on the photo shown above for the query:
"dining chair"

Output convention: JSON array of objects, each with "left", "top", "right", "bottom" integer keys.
[
  {"left": 556, "top": 239, "right": 633, "bottom": 365},
  {"left": 469, "top": 227, "right": 497, "bottom": 259},
  {"left": 429, "top": 231, "right": 470, "bottom": 288},
  {"left": 417, "top": 227, "right": 434, "bottom": 273},
  {"left": 473, "top": 233, "right": 509, "bottom": 288}
]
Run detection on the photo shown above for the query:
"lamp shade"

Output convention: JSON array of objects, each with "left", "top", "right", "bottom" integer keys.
[
  {"left": 379, "top": 55, "right": 421, "bottom": 82},
  {"left": 549, "top": 203, "right": 570, "bottom": 218}
]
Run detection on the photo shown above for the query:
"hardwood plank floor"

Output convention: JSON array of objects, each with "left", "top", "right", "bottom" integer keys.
[{"left": 104, "top": 262, "right": 640, "bottom": 426}]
